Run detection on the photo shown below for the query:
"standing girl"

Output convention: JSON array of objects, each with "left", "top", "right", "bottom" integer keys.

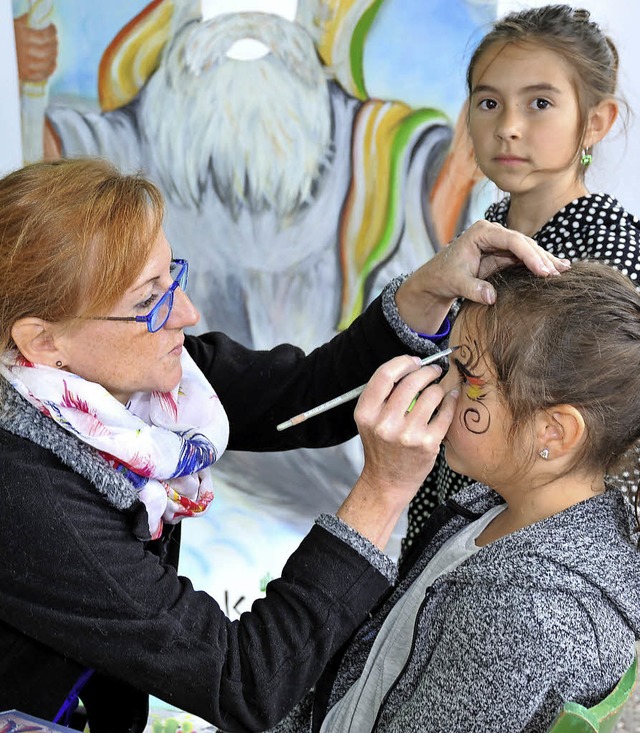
[{"left": 404, "top": 4, "right": 640, "bottom": 551}]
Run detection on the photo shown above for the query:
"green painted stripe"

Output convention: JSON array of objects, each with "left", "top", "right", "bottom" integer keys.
[{"left": 339, "top": 107, "right": 448, "bottom": 328}]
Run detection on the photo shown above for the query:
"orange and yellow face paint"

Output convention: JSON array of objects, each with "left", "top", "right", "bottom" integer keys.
[{"left": 454, "top": 342, "right": 491, "bottom": 435}]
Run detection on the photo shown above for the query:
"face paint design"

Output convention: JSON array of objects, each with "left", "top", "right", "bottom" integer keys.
[{"left": 454, "top": 340, "right": 491, "bottom": 435}]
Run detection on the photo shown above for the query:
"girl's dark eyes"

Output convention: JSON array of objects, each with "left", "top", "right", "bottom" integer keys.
[{"left": 476, "top": 97, "right": 551, "bottom": 111}]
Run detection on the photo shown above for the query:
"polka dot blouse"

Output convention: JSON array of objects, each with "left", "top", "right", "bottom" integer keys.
[{"left": 402, "top": 193, "right": 640, "bottom": 557}]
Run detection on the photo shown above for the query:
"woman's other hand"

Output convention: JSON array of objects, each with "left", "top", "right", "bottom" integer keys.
[{"left": 395, "top": 219, "right": 570, "bottom": 334}]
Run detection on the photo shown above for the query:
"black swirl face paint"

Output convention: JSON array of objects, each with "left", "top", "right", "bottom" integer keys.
[{"left": 454, "top": 340, "right": 491, "bottom": 435}]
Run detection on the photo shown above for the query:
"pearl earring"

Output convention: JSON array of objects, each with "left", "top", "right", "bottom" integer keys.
[{"left": 539, "top": 448, "right": 550, "bottom": 460}]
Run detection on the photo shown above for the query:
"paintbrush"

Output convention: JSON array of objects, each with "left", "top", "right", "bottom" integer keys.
[{"left": 276, "top": 346, "right": 457, "bottom": 431}]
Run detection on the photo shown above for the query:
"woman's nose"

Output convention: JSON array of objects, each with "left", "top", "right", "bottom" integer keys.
[{"left": 168, "top": 287, "right": 200, "bottom": 329}]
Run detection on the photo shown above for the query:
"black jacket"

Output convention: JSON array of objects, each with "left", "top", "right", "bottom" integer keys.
[{"left": 0, "top": 296, "right": 408, "bottom": 732}]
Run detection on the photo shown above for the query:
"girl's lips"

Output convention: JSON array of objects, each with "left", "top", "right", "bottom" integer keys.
[{"left": 494, "top": 155, "right": 527, "bottom": 165}]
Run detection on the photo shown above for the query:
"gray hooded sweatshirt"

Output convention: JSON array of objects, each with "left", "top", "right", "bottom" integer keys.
[{"left": 270, "top": 482, "right": 640, "bottom": 733}]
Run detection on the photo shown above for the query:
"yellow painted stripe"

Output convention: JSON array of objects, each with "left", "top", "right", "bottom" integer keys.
[
  {"left": 339, "top": 101, "right": 411, "bottom": 326},
  {"left": 338, "top": 104, "right": 447, "bottom": 328},
  {"left": 318, "top": 0, "right": 379, "bottom": 99},
  {"left": 98, "top": 0, "right": 173, "bottom": 112}
]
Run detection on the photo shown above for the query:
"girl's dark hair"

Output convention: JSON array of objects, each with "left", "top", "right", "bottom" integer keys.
[
  {"left": 457, "top": 262, "right": 640, "bottom": 506},
  {"left": 466, "top": 5, "right": 621, "bottom": 157}
]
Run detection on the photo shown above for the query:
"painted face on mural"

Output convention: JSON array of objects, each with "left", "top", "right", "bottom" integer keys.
[
  {"left": 201, "top": 0, "right": 298, "bottom": 59},
  {"left": 439, "top": 317, "right": 514, "bottom": 487},
  {"left": 140, "top": 7, "right": 331, "bottom": 217}
]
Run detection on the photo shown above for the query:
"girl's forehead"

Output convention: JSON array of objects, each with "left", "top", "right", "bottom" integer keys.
[
  {"left": 451, "top": 313, "right": 474, "bottom": 341},
  {"left": 471, "top": 40, "right": 575, "bottom": 88}
]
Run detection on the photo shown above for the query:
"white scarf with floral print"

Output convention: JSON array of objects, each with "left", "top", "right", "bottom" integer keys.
[{"left": 0, "top": 349, "right": 229, "bottom": 539}]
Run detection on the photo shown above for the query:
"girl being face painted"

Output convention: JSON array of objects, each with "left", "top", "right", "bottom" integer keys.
[{"left": 438, "top": 317, "right": 516, "bottom": 491}]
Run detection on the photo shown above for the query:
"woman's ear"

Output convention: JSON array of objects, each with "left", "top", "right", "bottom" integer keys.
[
  {"left": 535, "top": 405, "right": 586, "bottom": 460},
  {"left": 583, "top": 99, "right": 618, "bottom": 149},
  {"left": 11, "top": 318, "right": 66, "bottom": 368}
]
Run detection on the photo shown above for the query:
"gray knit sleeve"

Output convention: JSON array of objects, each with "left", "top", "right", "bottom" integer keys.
[
  {"left": 316, "top": 514, "right": 398, "bottom": 583},
  {"left": 381, "top": 275, "right": 457, "bottom": 355}
]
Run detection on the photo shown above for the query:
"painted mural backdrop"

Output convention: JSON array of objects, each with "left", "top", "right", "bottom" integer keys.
[{"left": 13, "top": 0, "right": 496, "bottom": 615}]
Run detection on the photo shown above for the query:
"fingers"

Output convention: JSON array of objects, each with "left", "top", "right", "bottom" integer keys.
[
  {"left": 354, "top": 356, "right": 441, "bottom": 428},
  {"left": 444, "top": 221, "right": 571, "bottom": 305},
  {"left": 469, "top": 220, "right": 570, "bottom": 276},
  {"left": 424, "top": 386, "right": 458, "bottom": 438},
  {"left": 401, "top": 379, "right": 457, "bottom": 446},
  {"left": 355, "top": 356, "right": 454, "bottom": 463}
]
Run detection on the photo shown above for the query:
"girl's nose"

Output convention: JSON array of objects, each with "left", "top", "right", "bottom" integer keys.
[
  {"left": 495, "top": 107, "right": 522, "bottom": 141},
  {"left": 168, "top": 287, "right": 200, "bottom": 329}
]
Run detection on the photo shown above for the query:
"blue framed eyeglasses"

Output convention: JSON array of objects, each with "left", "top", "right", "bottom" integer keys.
[{"left": 88, "top": 259, "right": 189, "bottom": 333}]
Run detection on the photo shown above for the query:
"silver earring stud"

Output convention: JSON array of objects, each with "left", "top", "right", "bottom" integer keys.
[
  {"left": 539, "top": 448, "right": 549, "bottom": 460},
  {"left": 55, "top": 360, "right": 63, "bottom": 368}
]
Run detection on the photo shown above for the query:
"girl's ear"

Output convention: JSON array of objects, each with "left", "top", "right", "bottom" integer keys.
[
  {"left": 583, "top": 99, "right": 618, "bottom": 148},
  {"left": 535, "top": 405, "right": 586, "bottom": 460},
  {"left": 11, "top": 318, "right": 66, "bottom": 368}
]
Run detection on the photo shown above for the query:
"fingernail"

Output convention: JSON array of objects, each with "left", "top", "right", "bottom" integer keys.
[
  {"left": 431, "top": 364, "right": 442, "bottom": 375},
  {"left": 449, "top": 388, "right": 459, "bottom": 398},
  {"left": 481, "top": 285, "right": 496, "bottom": 305}
]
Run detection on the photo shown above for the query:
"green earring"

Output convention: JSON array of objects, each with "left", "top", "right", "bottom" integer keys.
[{"left": 581, "top": 148, "right": 593, "bottom": 167}]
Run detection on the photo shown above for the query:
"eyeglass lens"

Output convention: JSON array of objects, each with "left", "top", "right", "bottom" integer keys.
[{"left": 149, "top": 261, "right": 188, "bottom": 332}]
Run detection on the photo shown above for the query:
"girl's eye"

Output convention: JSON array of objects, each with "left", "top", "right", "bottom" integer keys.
[
  {"left": 531, "top": 98, "right": 551, "bottom": 110},
  {"left": 478, "top": 98, "right": 498, "bottom": 111},
  {"left": 454, "top": 362, "right": 470, "bottom": 383}
]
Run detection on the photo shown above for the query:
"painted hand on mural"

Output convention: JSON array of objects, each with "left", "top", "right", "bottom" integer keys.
[
  {"left": 13, "top": 4, "right": 59, "bottom": 162},
  {"left": 13, "top": 12, "right": 57, "bottom": 82}
]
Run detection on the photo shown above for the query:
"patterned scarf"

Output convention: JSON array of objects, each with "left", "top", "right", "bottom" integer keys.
[{"left": 0, "top": 349, "right": 229, "bottom": 539}]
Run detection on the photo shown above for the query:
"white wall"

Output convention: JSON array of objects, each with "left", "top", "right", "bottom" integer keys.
[
  {"left": 498, "top": 0, "right": 640, "bottom": 214},
  {"left": 0, "top": 2, "right": 22, "bottom": 176}
]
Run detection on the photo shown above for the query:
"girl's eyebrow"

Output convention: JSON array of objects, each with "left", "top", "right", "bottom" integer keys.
[
  {"left": 521, "top": 82, "right": 563, "bottom": 94},
  {"left": 472, "top": 82, "right": 562, "bottom": 95}
]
